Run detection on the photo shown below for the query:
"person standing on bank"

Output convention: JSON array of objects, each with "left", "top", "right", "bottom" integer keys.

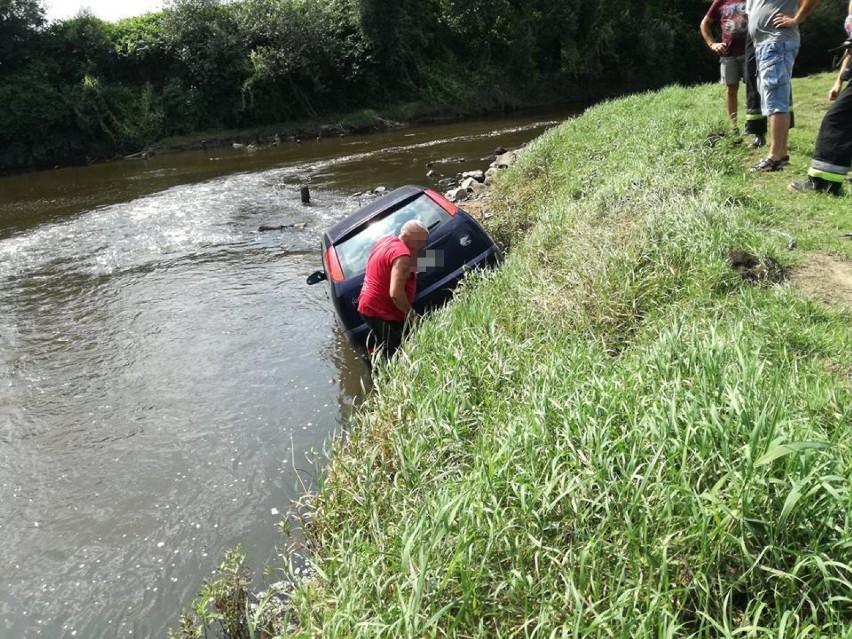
[
  {"left": 744, "top": 33, "right": 770, "bottom": 148},
  {"left": 701, "top": 0, "right": 750, "bottom": 131},
  {"left": 747, "top": 0, "right": 821, "bottom": 172},
  {"left": 789, "top": 2, "right": 852, "bottom": 194},
  {"left": 357, "top": 220, "right": 429, "bottom": 361}
]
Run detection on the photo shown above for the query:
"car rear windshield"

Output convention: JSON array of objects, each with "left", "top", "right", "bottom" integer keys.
[{"left": 334, "top": 194, "right": 452, "bottom": 278}]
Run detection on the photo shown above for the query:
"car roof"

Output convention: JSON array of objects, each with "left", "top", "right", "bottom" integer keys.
[{"left": 327, "top": 185, "right": 425, "bottom": 244}]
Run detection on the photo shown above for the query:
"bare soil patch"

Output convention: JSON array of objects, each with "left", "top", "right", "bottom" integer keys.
[
  {"left": 463, "top": 200, "right": 491, "bottom": 223},
  {"left": 728, "top": 250, "right": 786, "bottom": 284},
  {"left": 789, "top": 252, "right": 852, "bottom": 309}
]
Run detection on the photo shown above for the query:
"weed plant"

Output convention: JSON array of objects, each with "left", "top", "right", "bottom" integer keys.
[{"left": 279, "top": 75, "right": 851, "bottom": 637}]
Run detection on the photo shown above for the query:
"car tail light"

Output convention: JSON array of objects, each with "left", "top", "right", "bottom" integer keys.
[
  {"left": 324, "top": 246, "right": 345, "bottom": 283},
  {"left": 424, "top": 189, "right": 458, "bottom": 216}
]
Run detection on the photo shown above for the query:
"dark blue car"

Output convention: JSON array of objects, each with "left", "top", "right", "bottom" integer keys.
[{"left": 307, "top": 185, "right": 500, "bottom": 353}]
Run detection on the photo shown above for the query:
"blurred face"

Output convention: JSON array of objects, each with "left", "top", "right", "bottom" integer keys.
[
  {"left": 401, "top": 226, "right": 428, "bottom": 253},
  {"left": 411, "top": 228, "right": 428, "bottom": 252}
]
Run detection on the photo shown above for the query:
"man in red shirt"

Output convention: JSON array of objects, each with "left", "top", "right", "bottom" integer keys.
[
  {"left": 357, "top": 220, "right": 429, "bottom": 360},
  {"left": 701, "top": 0, "right": 749, "bottom": 130}
]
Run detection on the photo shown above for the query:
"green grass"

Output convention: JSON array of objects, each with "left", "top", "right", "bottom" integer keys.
[{"left": 277, "top": 75, "right": 852, "bottom": 638}]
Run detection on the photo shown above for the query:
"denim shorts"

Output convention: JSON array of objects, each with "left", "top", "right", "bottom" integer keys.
[{"left": 755, "top": 41, "right": 799, "bottom": 115}]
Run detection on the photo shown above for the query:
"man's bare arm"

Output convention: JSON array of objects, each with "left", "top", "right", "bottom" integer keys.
[
  {"left": 700, "top": 16, "right": 728, "bottom": 54},
  {"left": 830, "top": 54, "right": 851, "bottom": 101},
  {"left": 773, "top": 0, "right": 821, "bottom": 28},
  {"left": 388, "top": 256, "right": 413, "bottom": 314}
]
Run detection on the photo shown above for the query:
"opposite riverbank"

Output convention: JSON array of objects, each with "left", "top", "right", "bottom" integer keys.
[
  {"left": 127, "top": 98, "right": 589, "bottom": 163},
  {"left": 179, "top": 74, "right": 852, "bottom": 637}
]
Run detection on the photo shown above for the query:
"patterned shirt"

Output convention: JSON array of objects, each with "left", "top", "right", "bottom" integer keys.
[{"left": 706, "top": 0, "right": 748, "bottom": 57}]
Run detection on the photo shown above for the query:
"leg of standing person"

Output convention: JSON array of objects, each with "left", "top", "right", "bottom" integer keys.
[
  {"left": 790, "top": 84, "right": 852, "bottom": 194},
  {"left": 725, "top": 82, "right": 740, "bottom": 128},
  {"left": 744, "top": 35, "right": 767, "bottom": 148},
  {"left": 768, "top": 112, "right": 791, "bottom": 162},
  {"left": 381, "top": 321, "right": 404, "bottom": 360},
  {"left": 721, "top": 55, "right": 744, "bottom": 129},
  {"left": 789, "top": 88, "right": 795, "bottom": 130},
  {"left": 752, "top": 42, "right": 798, "bottom": 172},
  {"left": 361, "top": 314, "right": 405, "bottom": 362}
]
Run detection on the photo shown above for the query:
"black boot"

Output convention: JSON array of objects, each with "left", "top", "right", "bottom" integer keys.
[
  {"left": 788, "top": 176, "right": 843, "bottom": 195},
  {"left": 748, "top": 134, "right": 765, "bottom": 149}
]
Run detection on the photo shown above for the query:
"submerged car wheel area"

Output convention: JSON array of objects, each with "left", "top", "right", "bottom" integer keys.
[{"left": 307, "top": 185, "right": 500, "bottom": 353}]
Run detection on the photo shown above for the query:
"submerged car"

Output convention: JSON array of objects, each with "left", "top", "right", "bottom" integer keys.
[{"left": 306, "top": 185, "right": 500, "bottom": 352}]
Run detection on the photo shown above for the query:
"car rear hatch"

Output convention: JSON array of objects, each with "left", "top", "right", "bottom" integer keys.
[
  {"left": 324, "top": 187, "right": 497, "bottom": 343},
  {"left": 413, "top": 196, "right": 496, "bottom": 311}
]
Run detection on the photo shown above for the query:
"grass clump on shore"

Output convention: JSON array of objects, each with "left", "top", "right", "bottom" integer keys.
[{"left": 282, "top": 75, "right": 852, "bottom": 638}]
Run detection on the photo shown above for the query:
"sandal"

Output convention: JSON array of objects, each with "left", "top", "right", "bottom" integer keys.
[{"left": 752, "top": 156, "right": 789, "bottom": 172}]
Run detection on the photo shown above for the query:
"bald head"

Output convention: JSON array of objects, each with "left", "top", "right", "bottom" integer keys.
[{"left": 399, "top": 220, "right": 429, "bottom": 252}]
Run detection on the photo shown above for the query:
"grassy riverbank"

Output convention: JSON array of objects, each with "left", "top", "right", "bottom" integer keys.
[{"left": 271, "top": 75, "right": 852, "bottom": 637}]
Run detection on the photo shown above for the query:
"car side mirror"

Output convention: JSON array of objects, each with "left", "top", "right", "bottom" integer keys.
[{"left": 306, "top": 270, "right": 327, "bottom": 285}]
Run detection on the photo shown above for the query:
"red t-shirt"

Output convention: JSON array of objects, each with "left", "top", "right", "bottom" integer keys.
[
  {"left": 706, "top": 0, "right": 747, "bottom": 58},
  {"left": 357, "top": 235, "right": 416, "bottom": 322}
]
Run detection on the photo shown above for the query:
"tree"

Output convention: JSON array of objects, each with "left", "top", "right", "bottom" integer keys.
[
  {"left": 109, "top": 12, "right": 171, "bottom": 87},
  {"left": 0, "top": 0, "right": 46, "bottom": 74},
  {"left": 358, "top": 0, "right": 404, "bottom": 80},
  {"left": 161, "top": 0, "right": 245, "bottom": 128},
  {"left": 45, "top": 11, "right": 117, "bottom": 82}
]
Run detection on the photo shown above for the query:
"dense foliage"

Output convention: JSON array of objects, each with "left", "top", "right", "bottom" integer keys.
[{"left": 0, "top": 0, "right": 847, "bottom": 171}]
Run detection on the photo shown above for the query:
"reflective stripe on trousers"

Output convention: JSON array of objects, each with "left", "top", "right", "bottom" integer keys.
[{"left": 808, "top": 84, "right": 852, "bottom": 183}]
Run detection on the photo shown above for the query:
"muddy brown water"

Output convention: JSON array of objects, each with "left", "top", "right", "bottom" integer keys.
[{"left": 0, "top": 109, "right": 574, "bottom": 638}]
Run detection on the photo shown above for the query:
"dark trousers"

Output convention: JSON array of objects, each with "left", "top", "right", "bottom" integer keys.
[
  {"left": 809, "top": 84, "right": 852, "bottom": 183},
  {"left": 361, "top": 314, "right": 406, "bottom": 361},
  {"left": 745, "top": 36, "right": 767, "bottom": 136}
]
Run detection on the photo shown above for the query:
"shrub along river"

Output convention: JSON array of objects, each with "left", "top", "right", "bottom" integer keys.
[{"left": 0, "top": 110, "right": 571, "bottom": 638}]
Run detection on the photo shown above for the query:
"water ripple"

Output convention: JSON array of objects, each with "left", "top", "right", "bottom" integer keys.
[{"left": 0, "top": 178, "right": 367, "bottom": 639}]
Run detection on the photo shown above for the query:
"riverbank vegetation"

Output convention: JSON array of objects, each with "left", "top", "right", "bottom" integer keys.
[
  {"left": 209, "top": 73, "right": 852, "bottom": 638},
  {"left": 1, "top": 0, "right": 847, "bottom": 173}
]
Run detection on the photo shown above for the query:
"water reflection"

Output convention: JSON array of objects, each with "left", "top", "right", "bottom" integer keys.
[{"left": 328, "top": 327, "right": 373, "bottom": 419}]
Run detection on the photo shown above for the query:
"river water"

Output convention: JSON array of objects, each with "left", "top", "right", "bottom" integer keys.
[{"left": 0, "top": 110, "right": 569, "bottom": 638}]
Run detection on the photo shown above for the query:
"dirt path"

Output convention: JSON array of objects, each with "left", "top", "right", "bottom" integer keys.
[{"left": 789, "top": 252, "right": 852, "bottom": 309}]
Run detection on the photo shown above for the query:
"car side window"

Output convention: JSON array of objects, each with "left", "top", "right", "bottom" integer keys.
[{"left": 335, "top": 195, "right": 451, "bottom": 278}]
